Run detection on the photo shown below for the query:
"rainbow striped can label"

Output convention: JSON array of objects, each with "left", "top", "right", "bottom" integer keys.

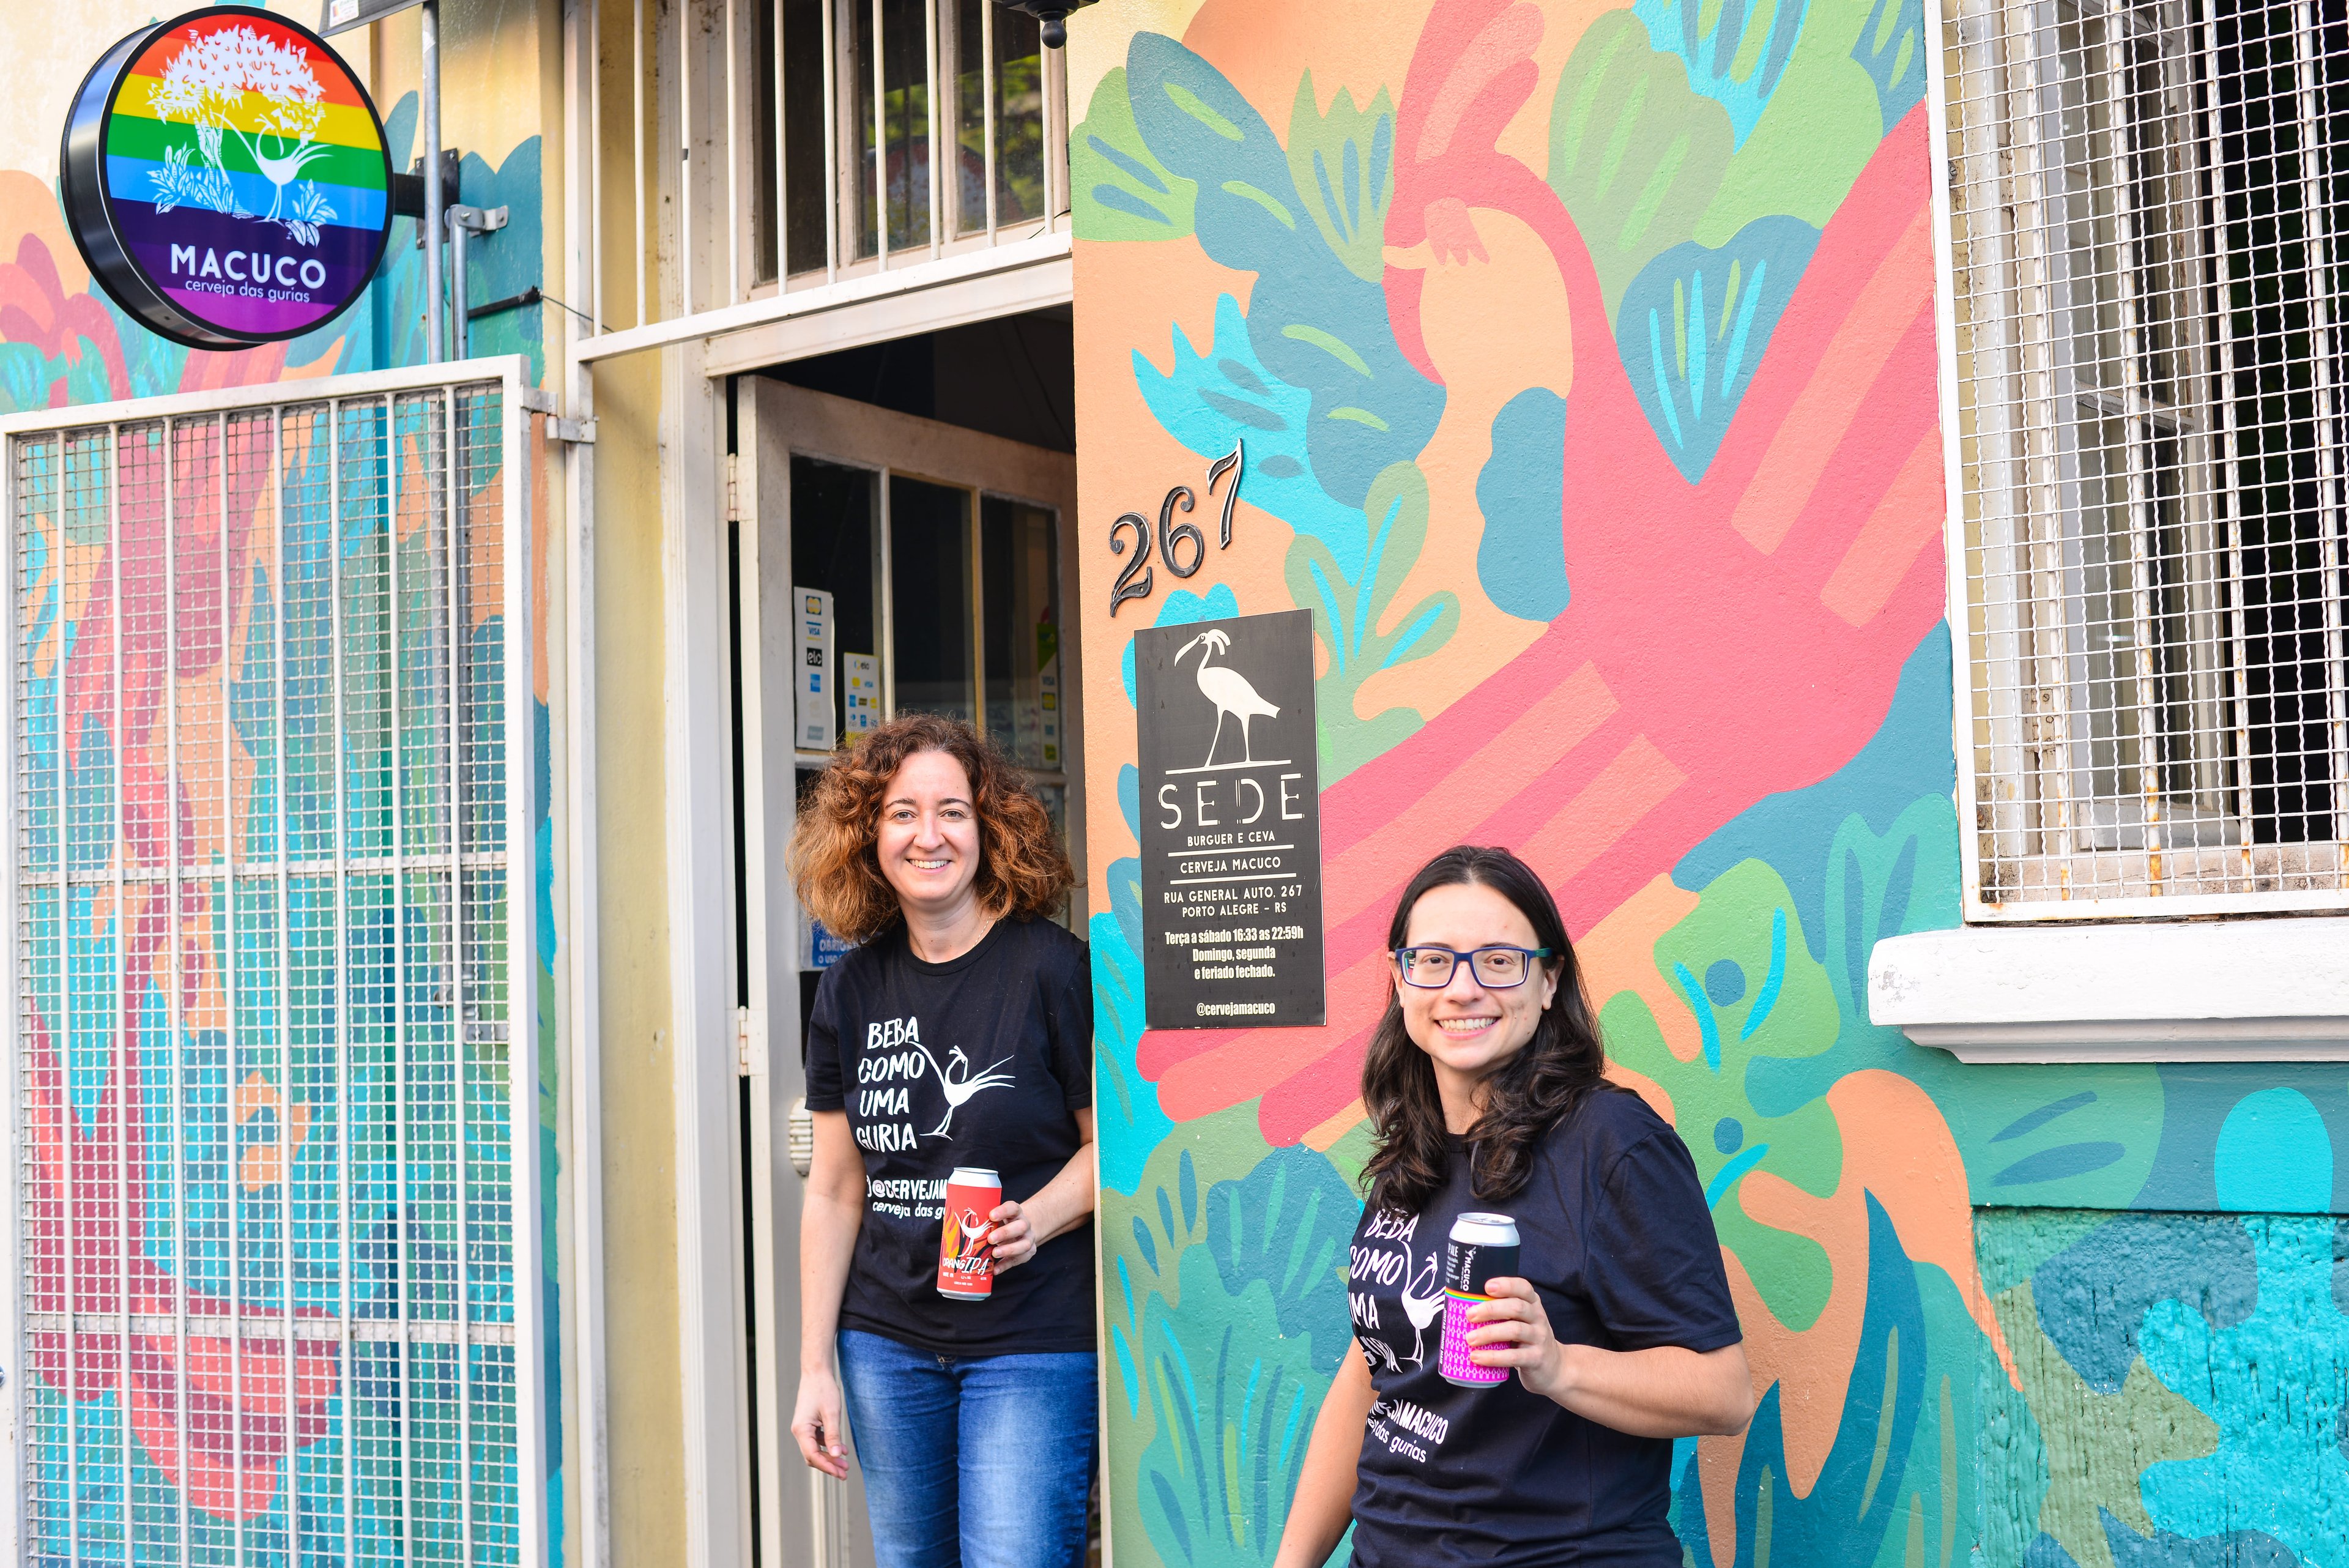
[{"left": 62, "top": 7, "right": 391, "bottom": 349}]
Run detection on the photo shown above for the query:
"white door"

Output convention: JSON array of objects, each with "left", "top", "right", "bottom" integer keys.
[{"left": 732, "top": 374, "right": 1082, "bottom": 1568}]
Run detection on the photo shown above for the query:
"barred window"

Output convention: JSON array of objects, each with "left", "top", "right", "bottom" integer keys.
[
  {"left": 1942, "top": 0, "right": 2349, "bottom": 913},
  {"left": 6, "top": 367, "right": 544, "bottom": 1566}
]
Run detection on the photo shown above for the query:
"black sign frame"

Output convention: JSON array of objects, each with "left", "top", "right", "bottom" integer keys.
[
  {"left": 1135, "top": 609, "right": 1327, "bottom": 1030},
  {"left": 60, "top": 7, "right": 394, "bottom": 352}
]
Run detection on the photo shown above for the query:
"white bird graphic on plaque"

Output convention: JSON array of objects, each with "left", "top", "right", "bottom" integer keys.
[{"left": 1174, "top": 628, "right": 1279, "bottom": 768}]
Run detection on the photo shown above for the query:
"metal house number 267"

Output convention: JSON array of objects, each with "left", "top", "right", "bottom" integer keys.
[{"left": 1109, "top": 438, "right": 1243, "bottom": 616}]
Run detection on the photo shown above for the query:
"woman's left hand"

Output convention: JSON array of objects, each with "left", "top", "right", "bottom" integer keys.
[
  {"left": 985, "top": 1200, "right": 1039, "bottom": 1272},
  {"left": 1466, "top": 1278, "right": 1575, "bottom": 1401}
]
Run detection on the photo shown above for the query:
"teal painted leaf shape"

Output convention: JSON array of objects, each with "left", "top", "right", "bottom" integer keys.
[
  {"left": 1968, "top": 1074, "right": 2162, "bottom": 1208},
  {"left": 1852, "top": 0, "right": 1929, "bottom": 136},
  {"left": 1074, "top": 65, "right": 1198, "bottom": 242},
  {"left": 0, "top": 342, "right": 69, "bottom": 418},
  {"left": 1617, "top": 214, "right": 1820, "bottom": 483},
  {"left": 1134, "top": 294, "right": 1365, "bottom": 572},
  {"left": 1633, "top": 0, "right": 1811, "bottom": 148},
  {"left": 2139, "top": 1213, "right": 2349, "bottom": 1567},
  {"left": 1135, "top": 1244, "right": 1333, "bottom": 1567},
  {"left": 1091, "top": 868, "right": 1173, "bottom": 1196},
  {"left": 1201, "top": 1143, "right": 1359, "bottom": 1347},
  {"left": 1475, "top": 388, "right": 1572, "bottom": 623},
  {"left": 1126, "top": 32, "right": 1442, "bottom": 506}
]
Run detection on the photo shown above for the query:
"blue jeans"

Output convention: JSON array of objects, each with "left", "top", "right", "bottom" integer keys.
[{"left": 837, "top": 1329, "right": 1097, "bottom": 1568}]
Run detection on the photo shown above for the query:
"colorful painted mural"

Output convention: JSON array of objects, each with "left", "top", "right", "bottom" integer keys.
[
  {"left": 5, "top": 39, "right": 563, "bottom": 1564},
  {"left": 1069, "top": 3, "right": 2349, "bottom": 1566}
]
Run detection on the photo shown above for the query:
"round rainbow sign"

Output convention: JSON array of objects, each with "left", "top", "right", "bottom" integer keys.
[{"left": 62, "top": 7, "right": 392, "bottom": 351}]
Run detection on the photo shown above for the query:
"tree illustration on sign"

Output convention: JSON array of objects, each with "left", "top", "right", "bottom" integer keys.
[{"left": 146, "top": 24, "right": 338, "bottom": 243}]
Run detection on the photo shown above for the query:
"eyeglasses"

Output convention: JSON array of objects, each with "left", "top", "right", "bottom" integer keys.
[{"left": 1391, "top": 946, "right": 1554, "bottom": 989}]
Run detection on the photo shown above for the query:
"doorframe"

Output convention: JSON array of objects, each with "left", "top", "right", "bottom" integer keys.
[
  {"left": 664, "top": 338, "right": 755, "bottom": 1568},
  {"left": 729, "top": 375, "right": 1085, "bottom": 1568}
]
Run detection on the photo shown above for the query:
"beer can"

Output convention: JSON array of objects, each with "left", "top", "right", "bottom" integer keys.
[
  {"left": 937, "top": 1167, "right": 1001, "bottom": 1300},
  {"left": 1438, "top": 1212, "right": 1521, "bottom": 1388}
]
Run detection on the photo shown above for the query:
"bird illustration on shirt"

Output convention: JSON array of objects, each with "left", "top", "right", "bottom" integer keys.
[
  {"left": 1399, "top": 1250, "right": 1445, "bottom": 1367},
  {"left": 918, "top": 1044, "right": 1017, "bottom": 1139}
]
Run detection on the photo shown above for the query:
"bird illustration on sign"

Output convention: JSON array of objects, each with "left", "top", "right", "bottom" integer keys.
[{"left": 1173, "top": 627, "right": 1283, "bottom": 770}]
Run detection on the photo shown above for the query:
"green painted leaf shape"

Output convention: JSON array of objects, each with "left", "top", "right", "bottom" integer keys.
[
  {"left": 1547, "top": 11, "right": 1735, "bottom": 319},
  {"left": 1134, "top": 1246, "right": 1335, "bottom": 1567},
  {"left": 1283, "top": 72, "right": 1395, "bottom": 284},
  {"left": 1281, "top": 463, "right": 1459, "bottom": 782},
  {"left": 1074, "top": 65, "right": 1198, "bottom": 242}
]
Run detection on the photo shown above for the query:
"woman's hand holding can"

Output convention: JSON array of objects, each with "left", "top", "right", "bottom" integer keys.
[
  {"left": 1464, "top": 1278, "right": 1571, "bottom": 1400},
  {"left": 984, "top": 1199, "right": 1036, "bottom": 1271}
]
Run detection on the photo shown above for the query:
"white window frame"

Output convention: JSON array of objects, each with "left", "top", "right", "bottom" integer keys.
[
  {"left": 572, "top": 0, "right": 1071, "bottom": 359},
  {"left": 1930, "top": 0, "right": 2349, "bottom": 923},
  {"left": 1879, "top": 0, "right": 2349, "bottom": 1061},
  {"left": 1, "top": 357, "right": 546, "bottom": 1566}
]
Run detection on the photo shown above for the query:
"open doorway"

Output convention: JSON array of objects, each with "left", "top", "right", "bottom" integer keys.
[{"left": 723, "top": 322, "right": 1083, "bottom": 1566}]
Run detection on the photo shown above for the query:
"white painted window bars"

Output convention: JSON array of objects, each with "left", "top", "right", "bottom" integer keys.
[
  {"left": 598, "top": 0, "right": 1070, "bottom": 330},
  {"left": 2, "top": 359, "right": 543, "bottom": 1564},
  {"left": 1939, "top": 0, "right": 2349, "bottom": 914}
]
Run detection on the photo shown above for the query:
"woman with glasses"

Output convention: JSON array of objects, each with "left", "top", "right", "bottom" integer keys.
[{"left": 1273, "top": 845, "right": 1754, "bottom": 1568}]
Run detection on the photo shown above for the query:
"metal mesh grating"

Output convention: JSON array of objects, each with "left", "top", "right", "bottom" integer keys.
[
  {"left": 9, "top": 374, "right": 529, "bottom": 1564},
  {"left": 1942, "top": 0, "right": 2349, "bottom": 912}
]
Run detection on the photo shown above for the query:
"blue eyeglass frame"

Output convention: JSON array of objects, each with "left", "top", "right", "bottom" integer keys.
[{"left": 1389, "top": 945, "right": 1556, "bottom": 988}]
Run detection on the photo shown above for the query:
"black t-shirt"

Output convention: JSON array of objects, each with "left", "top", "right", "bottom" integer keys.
[
  {"left": 804, "top": 916, "right": 1096, "bottom": 1356},
  {"left": 1345, "top": 1089, "right": 1740, "bottom": 1567}
]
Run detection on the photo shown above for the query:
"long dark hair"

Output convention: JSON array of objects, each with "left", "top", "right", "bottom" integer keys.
[{"left": 1360, "top": 845, "right": 1616, "bottom": 1212}]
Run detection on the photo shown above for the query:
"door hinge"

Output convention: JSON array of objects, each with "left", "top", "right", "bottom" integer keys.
[
  {"left": 520, "top": 387, "right": 596, "bottom": 444},
  {"left": 735, "top": 1005, "right": 765, "bottom": 1077},
  {"left": 725, "top": 451, "right": 740, "bottom": 522}
]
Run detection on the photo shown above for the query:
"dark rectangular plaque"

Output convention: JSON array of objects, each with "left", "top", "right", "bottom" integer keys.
[{"left": 1135, "top": 609, "right": 1326, "bottom": 1030}]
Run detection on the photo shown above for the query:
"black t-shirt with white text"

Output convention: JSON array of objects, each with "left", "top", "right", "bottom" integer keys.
[
  {"left": 804, "top": 916, "right": 1095, "bottom": 1356},
  {"left": 1345, "top": 1089, "right": 1740, "bottom": 1567}
]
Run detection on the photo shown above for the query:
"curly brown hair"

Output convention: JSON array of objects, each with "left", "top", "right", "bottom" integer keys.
[{"left": 787, "top": 713, "right": 1074, "bottom": 943}]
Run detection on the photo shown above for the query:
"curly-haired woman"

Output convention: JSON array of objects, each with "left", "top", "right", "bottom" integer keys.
[
  {"left": 1274, "top": 845, "right": 1754, "bottom": 1568},
  {"left": 787, "top": 713, "right": 1096, "bottom": 1568}
]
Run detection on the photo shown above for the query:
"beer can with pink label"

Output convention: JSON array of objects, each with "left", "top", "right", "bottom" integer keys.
[
  {"left": 937, "top": 1167, "right": 1001, "bottom": 1300},
  {"left": 1438, "top": 1212, "right": 1521, "bottom": 1388}
]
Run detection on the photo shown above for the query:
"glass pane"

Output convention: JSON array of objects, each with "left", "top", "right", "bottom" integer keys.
[
  {"left": 981, "top": 496, "right": 1061, "bottom": 768},
  {"left": 754, "top": 0, "right": 779, "bottom": 282},
  {"left": 783, "top": 0, "right": 829, "bottom": 275},
  {"left": 791, "top": 456, "right": 879, "bottom": 741},
  {"left": 2052, "top": 0, "right": 2232, "bottom": 844},
  {"left": 956, "top": 0, "right": 989, "bottom": 234},
  {"left": 855, "top": 0, "right": 934, "bottom": 258},
  {"left": 993, "top": 6, "right": 1045, "bottom": 226},
  {"left": 891, "top": 476, "right": 974, "bottom": 721}
]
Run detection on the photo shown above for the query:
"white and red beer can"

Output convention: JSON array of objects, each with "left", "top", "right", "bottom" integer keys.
[{"left": 937, "top": 1166, "right": 1001, "bottom": 1300}]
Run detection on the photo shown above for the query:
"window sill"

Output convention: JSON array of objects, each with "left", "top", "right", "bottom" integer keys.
[{"left": 1866, "top": 918, "right": 2349, "bottom": 1062}]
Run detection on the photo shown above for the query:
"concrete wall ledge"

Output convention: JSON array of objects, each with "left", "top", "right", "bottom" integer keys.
[{"left": 1867, "top": 918, "right": 2349, "bottom": 1063}]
